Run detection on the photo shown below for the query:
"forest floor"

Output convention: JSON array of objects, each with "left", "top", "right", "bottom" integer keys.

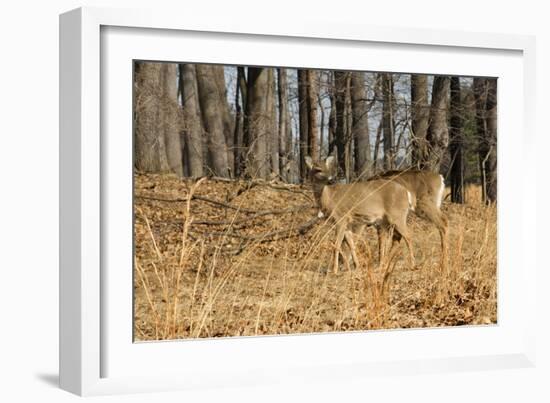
[{"left": 133, "top": 173, "right": 497, "bottom": 341}]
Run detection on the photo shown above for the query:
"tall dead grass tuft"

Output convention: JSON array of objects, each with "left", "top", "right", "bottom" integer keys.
[{"left": 134, "top": 175, "right": 497, "bottom": 340}]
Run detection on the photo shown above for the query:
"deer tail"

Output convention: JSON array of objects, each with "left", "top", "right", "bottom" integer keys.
[
  {"left": 407, "top": 190, "right": 416, "bottom": 212},
  {"left": 437, "top": 175, "right": 445, "bottom": 209}
]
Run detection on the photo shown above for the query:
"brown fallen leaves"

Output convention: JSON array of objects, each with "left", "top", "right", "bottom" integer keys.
[{"left": 133, "top": 173, "right": 497, "bottom": 341}]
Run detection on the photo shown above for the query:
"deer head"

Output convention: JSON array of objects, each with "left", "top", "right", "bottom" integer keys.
[{"left": 305, "top": 155, "right": 337, "bottom": 185}]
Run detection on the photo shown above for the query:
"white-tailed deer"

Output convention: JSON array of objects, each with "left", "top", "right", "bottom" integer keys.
[
  {"left": 374, "top": 170, "right": 449, "bottom": 265},
  {"left": 305, "top": 156, "right": 415, "bottom": 273}
]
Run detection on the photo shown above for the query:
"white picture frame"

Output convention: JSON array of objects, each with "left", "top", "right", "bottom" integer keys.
[{"left": 59, "top": 6, "right": 537, "bottom": 396}]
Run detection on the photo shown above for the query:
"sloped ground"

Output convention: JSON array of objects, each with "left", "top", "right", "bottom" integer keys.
[{"left": 133, "top": 173, "right": 496, "bottom": 341}]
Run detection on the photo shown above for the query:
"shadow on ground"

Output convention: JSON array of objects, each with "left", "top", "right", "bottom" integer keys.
[{"left": 35, "top": 373, "right": 59, "bottom": 388}]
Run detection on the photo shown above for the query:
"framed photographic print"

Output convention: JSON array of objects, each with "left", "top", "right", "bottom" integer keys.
[{"left": 60, "top": 6, "right": 537, "bottom": 396}]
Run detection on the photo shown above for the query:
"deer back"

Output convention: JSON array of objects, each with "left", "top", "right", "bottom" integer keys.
[
  {"left": 377, "top": 170, "right": 445, "bottom": 208},
  {"left": 320, "top": 179, "right": 412, "bottom": 225}
]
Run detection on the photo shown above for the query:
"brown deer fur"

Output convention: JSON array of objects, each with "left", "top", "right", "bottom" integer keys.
[
  {"left": 306, "top": 156, "right": 415, "bottom": 273},
  {"left": 375, "top": 170, "right": 449, "bottom": 265}
]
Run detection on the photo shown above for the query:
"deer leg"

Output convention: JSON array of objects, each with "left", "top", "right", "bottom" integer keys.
[
  {"left": 377, "top": 226, "right": 387, "bottom": 263},
  {"left": 378, "top": 225, "right": 392, "bottom": 265},
  {"left": 386, "top": 230, "right": 400, "bottom": 259},
  {"left": 333, "top": 223, "right": 347, "bottom": 274},
  {"left": 392, "top": 231, "right": 402, "bottom": 245},
  {"left": 386, "top": 226, "right": 398, "bottom": 259},
  {"left": 392, "top": 218, "right": 415, "bottom": 270},
  {"left": 439, "top": 214, "right": 449, "bottom": 266},
  {"left": 417, "top": 199, "right": 448, "bottom": 270},
  {"left": 401, "top": 232, "right": 415, "bottom": 270},
  {"left": 344, "top": 230, "right": 360, "bottom": 270},
  {"left": 378, "top": 225, "right": 399, "bottom": 296}
]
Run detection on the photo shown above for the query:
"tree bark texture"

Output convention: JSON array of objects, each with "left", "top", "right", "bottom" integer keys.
[
  {"left": 195, "top": 64, "right": 230, "bottom": 177},
  {"left": 381, "top": 73, "right": 395, "bottom": 171},
  {"left": 233, "top": 67, "right": 244, "bottom": 177},
  {"left": 134, "top": 62, "right": 171, "bottom": 173},
  {"left": 410, "top": 74, "right": 430, "bottom": 168},
  {"left": 297, "top": 69, "right": 309, "bottom": 180},
  {"left": 266, "top": 69, "right": 279, "bottom": 177},
  {"left": 474, "top": 77, "right": 497, "bottom": 203},
  {"left": 334, "top": 71, "right": 350, "bottom": 177},
  {"left": 484, "top": 79, "right": 497, "bottom": 203},
  {"left": 425, "top": 76, "right": 450, "bottom": 172},
  {"left": 277, "top": 68, "right": 292, "bottom": 181},
  {"left": 212, "top": 66, "right": 235, "bottom": 176},
  {"left": 245, "top": 67, "right": 270, "bottom": 179},
  {"left": 350, "top": 71, "right": 371, "bottom": 179},
  {"left": 159, "top": 64, "right": 183, "bottom": 177},
  {"left": 306, "top": 70, "right": 320, "bottom": 162},
  {"left": 179, "top": 64, "right": 204, "bottom": 177},
  {"left": 449, "top": 76, "right": 464, "bottom": 203}
]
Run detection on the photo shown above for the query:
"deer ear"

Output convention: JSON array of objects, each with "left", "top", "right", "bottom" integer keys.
[
  {"left": 325, "top": 156, "right": 336, "bottom": 170},
  {"left": 305, "top": 156, "right": 313, "bottom": 169}
]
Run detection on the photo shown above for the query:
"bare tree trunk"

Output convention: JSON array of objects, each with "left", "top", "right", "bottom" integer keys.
[
  {"left": 178, "top": 65, "right": 188, "bottom": 176},
  {"left": 179, "top": 64, "right": 204, "bottom": 178},
  {"left": 277, "top": 68, "right": 291, "bottom": 181},
  {"left": 474, "top": 78, "right": 497, "bottom": 203},
  {"left": 159, "top": 64, "right": 183, "bottom": 177},
  {"left": 195, "top": 64, "right": 230, "bottom": 177},
  {"left": 334, "top": 71, "right": 350, "bottom": 177},
  {"left": 318, "top": 90, "right": 325, "bottom": 157},
  {"left": 473, "top": 78, "right": 487, "bottom": 200},
  {"left": 232, "top": 68, "right": 244, "bottom": 177},
  {"left": 345, "top": 76, "right": 353, "bottom": 182},
  {"left": 298, "top": 69, "right": 309, "bottom": 180},
  {"left": 449, "top": 76, "right": 464, "bottom": 203},
  {"left": 381, "top": 73, "right": 395, "bottom": 171},
  {"left": 134, "top": 62, "right": 170, "bottom": 173},
  {"left": 485, "top": 79, "right": 497, "bottom": 203},
  {"left": 350, "top": 72, "right": 371, "bottom": 179},
  {"left": 410, "top": 74, "right": 430, "bottom": 168},
  {"left": 239, "top": 67, "right": 249, "bottom": 177},
  {"left": 212, "top": 66, "right": 235, "bottom": 177},
  {"left": 307, "top": 70, "right": 320, "bottom": 162},
  {"left": 267, "top": 69, "right": 279, "bottom": 177},
  {"left": 372, "top": 117, "right": 383, "bottom": 173},
  {"left": 328, "top": 73, "right": 336, "bottom": 157},
  {"left": 425, "top": 76, "right": 450, "bottom": 172},
  {"left": 245, "top": 67, "right": 270, "bottom": 179}
]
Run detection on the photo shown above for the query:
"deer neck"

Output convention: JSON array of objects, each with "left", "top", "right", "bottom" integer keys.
[{"left": 311, "top": 181, "right": 328, "bottom": 208}]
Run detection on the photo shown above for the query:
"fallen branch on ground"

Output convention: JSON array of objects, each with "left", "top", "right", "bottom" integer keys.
[
  {"left": 229, "top": 180, "right": 312, "bottom": 202},
  {"left": 136, "top": 193, "right": 313, "bottom": 218},
  {"left": 190, "top": 215, "right": 322, "bottom": 243},
  {"left": 137, "top": 193, "right": 262, "bottom": 214},
  {"left": 191, "top": 205, "right": 311, "bottom": 225}
]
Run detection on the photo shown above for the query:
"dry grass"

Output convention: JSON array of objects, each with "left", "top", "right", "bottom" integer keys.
[{"left": 133, "top": 173, "right": 497, "bottom": 341}]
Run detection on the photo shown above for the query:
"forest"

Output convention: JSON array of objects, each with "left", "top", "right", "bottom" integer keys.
[
  {"left": 134, "top": 62, "right": 497, "bottom": 202},
  {"left": 133, "top": 62, "right": 497, "bottom": 341}
]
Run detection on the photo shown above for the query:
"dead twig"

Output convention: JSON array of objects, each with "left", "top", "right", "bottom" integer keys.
[
  {"left": 191, "top": 205, "right": 311, "bottom": 226},
  {"left": 136, "top": 192, "right": 312, "bottom": 218},
  {"left": 229, "top": 179, "right": 313, "bottom": 202},
  {"left": 191, "top": 215, "right": 322, "bottom": 244},
  {"left": 136, "top": 193, "right": 260, "bottom": 214}
]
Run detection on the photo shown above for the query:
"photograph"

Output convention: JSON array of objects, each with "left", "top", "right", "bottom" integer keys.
[{"left": 132, "top": 61, "right": 497, "bottom": 341}]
